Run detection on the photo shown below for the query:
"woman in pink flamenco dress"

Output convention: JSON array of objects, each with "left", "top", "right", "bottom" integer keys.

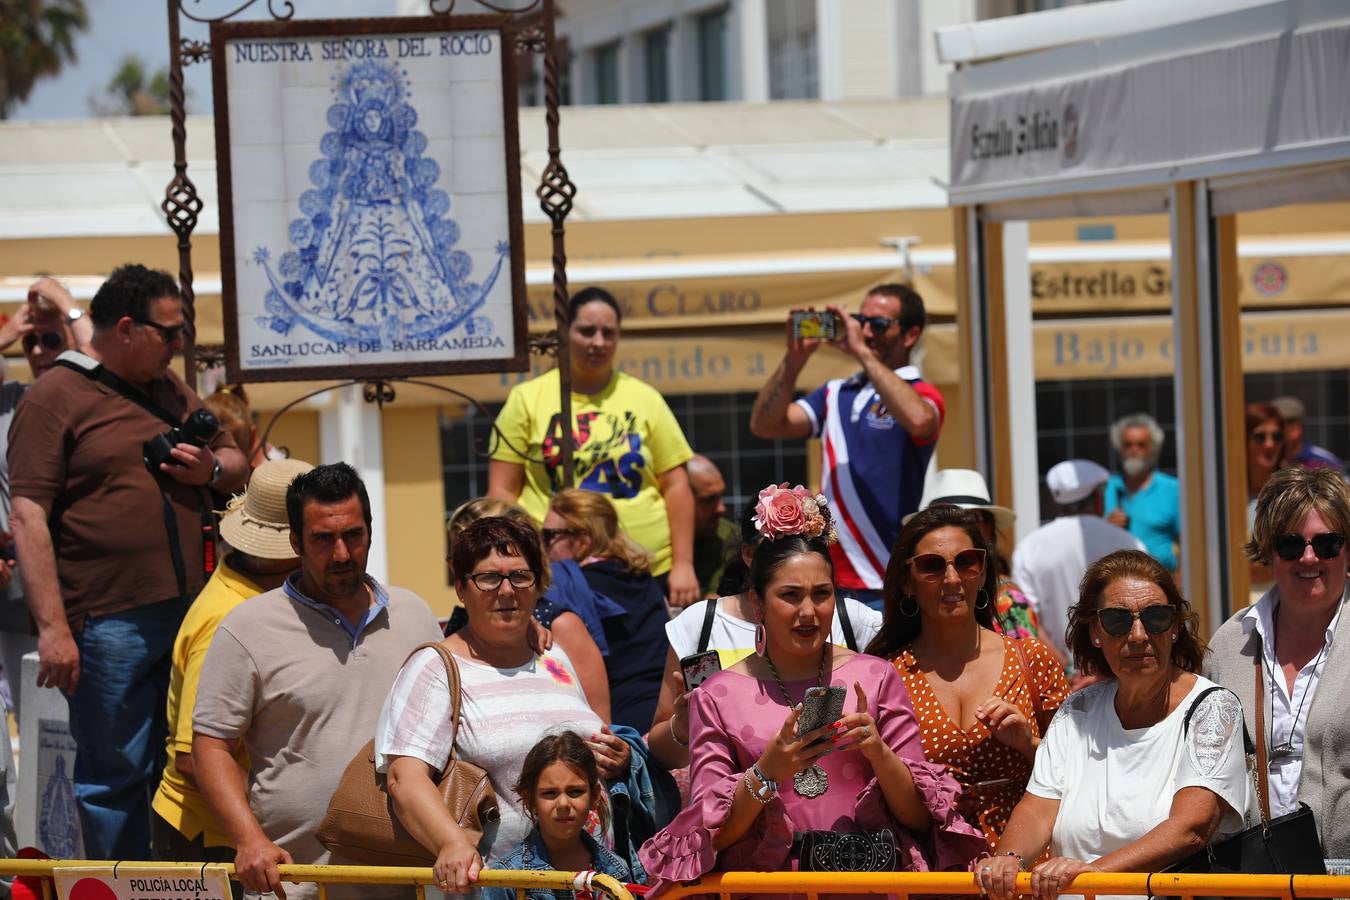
[{"left": 639, "top": 485, "right": 985, "bottom": 895}]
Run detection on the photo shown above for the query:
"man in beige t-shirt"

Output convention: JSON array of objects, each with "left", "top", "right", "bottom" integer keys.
[{"left": 193, "top": 463, "right": 441, "bottom": 900}]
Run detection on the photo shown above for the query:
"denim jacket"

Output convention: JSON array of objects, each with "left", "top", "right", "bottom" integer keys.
[{"left": 482, "top": 828, "right": 640, "bottom": 900}]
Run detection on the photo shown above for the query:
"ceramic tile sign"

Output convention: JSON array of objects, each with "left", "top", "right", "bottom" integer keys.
[
  {"left": 55, "top": 868, "right": 233, "bottom": 900},
  {"left": 211, "top": 16, "right": 529, "bottom": 382},
  {"left": 37, "top": 718, "right": 83, "bottom": 859}
]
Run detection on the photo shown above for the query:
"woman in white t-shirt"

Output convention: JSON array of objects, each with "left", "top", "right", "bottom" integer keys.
[
  {"left": 646, "top": 502, "right": 881, "bottom": 771},
  {"left": 977, "top": 550, "right": 1251, "bottom": 900}
]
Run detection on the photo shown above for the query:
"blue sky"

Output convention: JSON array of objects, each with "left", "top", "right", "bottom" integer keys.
[{"left": 12, "top": 0, "right": 397, "bottom": 120}]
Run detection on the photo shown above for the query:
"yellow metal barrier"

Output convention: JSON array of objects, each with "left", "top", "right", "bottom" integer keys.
[
  {"left": 0, "top": 860, "right": 635, "bottom": 900},
  {"left": 661, "top": 871, "right": 1350, "bottom": 899}
]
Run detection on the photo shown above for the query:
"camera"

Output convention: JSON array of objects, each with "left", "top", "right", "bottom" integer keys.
[{"left": 144, "top": 408, "right": 221, "bottom": 472}]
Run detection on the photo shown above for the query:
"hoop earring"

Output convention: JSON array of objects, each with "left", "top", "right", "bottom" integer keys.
[
  {"left": 900, "top": 595, "right": 919, "bottom": 618},
  {"left": 976, "top": 589, "right": 991, "bottom": 610},
  {"left": 754, "top": 622, "right": 767, "bottom": 656}
]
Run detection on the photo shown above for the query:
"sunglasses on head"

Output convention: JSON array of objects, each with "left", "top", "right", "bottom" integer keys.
[
  {"left": 21, "top": 331, "right": 64, "bottom": 352},
  {"left": 1272, "top": 532, "right": 1346, "bottom": 562},
  {"left": 1249, "top": 429, "right": 1284, "bottom": 445},
  {"left": 1096, "top": 604, "right": 1177, "bottom": 637},
  {"left": 541, "top": 527, "right": 581, "bottom": 545},
  {"left": 907, "top": 547, "right": 986, "bottom": 581},
  {"left": 851, "top": 313, "right": 899, "bottom": 332}
]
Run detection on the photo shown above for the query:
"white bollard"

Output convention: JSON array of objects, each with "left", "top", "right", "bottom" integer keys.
[{"left": 15, "top": 650, "right": 83, "bottom": 857}]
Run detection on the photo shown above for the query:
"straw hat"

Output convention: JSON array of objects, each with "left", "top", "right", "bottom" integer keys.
[
  {"left": 219, "top": 457, "right": 314, "bottom": 560},
  {"left": 903, "top": 468, "right": 1016, "bottom": 534}
]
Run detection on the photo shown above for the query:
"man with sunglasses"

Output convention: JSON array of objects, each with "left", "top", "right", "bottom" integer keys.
[
  {"left": 7, "top": 264, "right": 249, "bottom": 860},
  {"left": 0, "top": 280, "right": 94, "bottom": 725},
  {"left": 1011, "top": 459, "right": 1144, "bottom": 667},
  {"left": 750, "top": 283, "right": 943, "bottom": 611}
]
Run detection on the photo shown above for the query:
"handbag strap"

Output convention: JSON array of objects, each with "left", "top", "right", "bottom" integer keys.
[
  {"left": 1011, "top": 638, "right": 1046, "bottom": 734},
  {"left": 1254, "top": 648, "right": 1272, "bottom": 823},
  {"left": 409, "top": 642, "right": 468, "bottom": 770},
  {"left": 697, "top": 597, "right": 718, "bottom": 654}
]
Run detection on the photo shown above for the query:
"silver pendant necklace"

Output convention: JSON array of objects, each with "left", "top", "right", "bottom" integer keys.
[
  {"left": 765, "top": 649, "right": 830, "bottom": 797},
  {"left": 1269, "top": 638, "right": 1329, "bottom": 759}
]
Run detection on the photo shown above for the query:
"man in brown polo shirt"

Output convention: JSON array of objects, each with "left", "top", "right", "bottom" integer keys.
[{"left": 8, "top": 263, "right": 248, "bottom": 859}]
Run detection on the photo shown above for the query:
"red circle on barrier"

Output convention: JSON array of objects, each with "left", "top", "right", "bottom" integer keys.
[{"left": 69, "top": 878, "right": 118, "bottom": 900}]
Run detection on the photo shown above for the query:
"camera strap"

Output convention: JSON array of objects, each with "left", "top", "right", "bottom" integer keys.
[{"left": 53, "top": 352, "right": 219, "bottom": 596}]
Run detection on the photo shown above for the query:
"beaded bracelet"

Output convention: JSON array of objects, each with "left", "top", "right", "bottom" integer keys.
[
  {"left": 1004, "top": 851, "right": 1026, "bottom": 871},
  {"left": 744, "top": 764, "right": 777, "bottom": 803}
]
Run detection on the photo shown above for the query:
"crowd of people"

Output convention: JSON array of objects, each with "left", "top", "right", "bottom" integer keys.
[{"left": 1, "top": 264, "right": 1348, "bottom": 899}]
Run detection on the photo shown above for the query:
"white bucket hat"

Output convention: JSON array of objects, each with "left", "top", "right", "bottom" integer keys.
[
  {"left": 903, "top": 468, "right": 1016, "bottom": 534},
  {"left": 219, "top": 457, "right": 314, "bottom": 560}
]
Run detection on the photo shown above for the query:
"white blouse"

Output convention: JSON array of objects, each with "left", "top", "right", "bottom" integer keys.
[{"left": 1027, "top": 676, "right": 1252, "bottom": 896}]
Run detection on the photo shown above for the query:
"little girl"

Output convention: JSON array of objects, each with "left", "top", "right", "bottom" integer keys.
[{"left": 482, "top": 731, "right": 645, "bottom": 900}]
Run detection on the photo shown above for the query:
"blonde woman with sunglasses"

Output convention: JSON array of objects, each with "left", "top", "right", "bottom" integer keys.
[
  {"left": 1207, "top": 466, "right": 1350, "bottom": 864},
  {"left": 977, "top": 550, "right": 1251, "bottom": 900},
  {"left": 866, "top": 505, "right": 1068, "bottom": 857}
]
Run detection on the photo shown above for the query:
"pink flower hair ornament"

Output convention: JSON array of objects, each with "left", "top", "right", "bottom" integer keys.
[{"left": 752, "top": 483, "right": 838, "bottom": 544}]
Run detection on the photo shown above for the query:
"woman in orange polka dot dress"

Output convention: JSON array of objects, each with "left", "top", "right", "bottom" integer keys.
[{"left": 866, "top": 505, "right": 1069, "bottom": 854}]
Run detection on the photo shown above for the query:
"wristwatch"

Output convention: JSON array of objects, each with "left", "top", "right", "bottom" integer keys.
[
  {"left": 209, "top": 456, "right": 223, "bottom": 485},
  {"left": 66, "top": 308, "right": 85, "bottom": 323}
]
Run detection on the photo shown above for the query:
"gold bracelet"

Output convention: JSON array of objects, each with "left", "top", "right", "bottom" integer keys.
[{"left": 669, "top": 716, "right": 688, "bottom": 749}]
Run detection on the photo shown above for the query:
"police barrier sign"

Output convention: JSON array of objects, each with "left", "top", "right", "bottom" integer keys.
[{"left": 55, "top": 867, "right": 233, "bottom": 900}]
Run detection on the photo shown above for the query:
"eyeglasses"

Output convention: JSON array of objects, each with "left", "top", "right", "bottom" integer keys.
[
  {"left": 1095, "top": 604, "right": 1177, "bottom": 637},
  {"left": 851, "top": 313, "right": 899, "bottom": 332},
  {"left": 132, "top": 316, "right": 186, "bottom": 344},
  {"left": 542, "top": 527, "right": 582, "bottom": 545},
  {"left": 467, "top": 569, "right": 537, "bottom": 591},
  {"left": 1249, "top": 429, "right": 1284, "bottom": 445},
  {"left": 1272, "top": 532, "right": 1346, "bottom": 562},
  {"left": 21, "top": 331, "right": 65, "bottom": 352},
  {"left": 907, "top": 548, "right": 986, "bottom": 581}
]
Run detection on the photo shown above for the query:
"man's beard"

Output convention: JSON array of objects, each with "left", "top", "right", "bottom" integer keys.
[{"left": 1122, "top": 456, "right": 1155, "bottom": 478}]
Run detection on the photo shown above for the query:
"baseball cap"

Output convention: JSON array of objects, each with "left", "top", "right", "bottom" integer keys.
[{"left": 1046, "top": 459, "right": 1111, "bottom": 506}]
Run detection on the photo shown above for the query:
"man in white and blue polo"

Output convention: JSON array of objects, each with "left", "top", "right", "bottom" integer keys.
[{"left": 750, "top": 283, "right": 943, "bottom": 610}]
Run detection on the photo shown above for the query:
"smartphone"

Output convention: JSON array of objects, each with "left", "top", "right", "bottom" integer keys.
[
  {"left": 680, "top": 650, "right": 721, "bottom": 691},
  {"left": 790, "top": 310, "right": 838, "bottom": 341},
  {"left": 796, "top": 685, "right": 847, "bottom": 753}
]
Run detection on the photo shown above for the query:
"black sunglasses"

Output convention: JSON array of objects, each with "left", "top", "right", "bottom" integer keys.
[
  {"left": 542, "top": 527, "right": 581, "bottom": 545},
  {"left": 1249, "top": 429, "right": 1284, "bottom": 445},
  {"left": 851, "top": 313, "right": 898, "bottom": 332},
  {"left": 1096, "top": 604, "right": 1177, "bottom": 637},
  {"left": 1272, "top": 532, "right": 1346, "bottom": 562},
  {"left": 21, "top": 331, "right": 65, "bottom": 352},
  {"left": 132, "top": 316, "right": 186, "bottom": 343}
]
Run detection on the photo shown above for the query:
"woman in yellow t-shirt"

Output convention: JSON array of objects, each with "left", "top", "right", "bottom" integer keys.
[{"left": 487, "top": 286, "right": 700, "bottom": 607}]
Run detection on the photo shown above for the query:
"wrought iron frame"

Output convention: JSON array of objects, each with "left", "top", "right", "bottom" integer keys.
[{"left": 163, "top": 0, "right": 579, "bottom": 484}]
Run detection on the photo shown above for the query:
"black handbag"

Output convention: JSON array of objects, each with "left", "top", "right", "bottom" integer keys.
[
  {"left": 1164, "top": 657, "right": 1326, "bottom": 876},
  {"left": 792, "top": 829, "right": 898, "bottom": 872}
]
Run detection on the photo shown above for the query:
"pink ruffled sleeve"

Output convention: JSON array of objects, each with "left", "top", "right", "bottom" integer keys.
[
  {"left": 638, "top": 683, "right": 793, "bottom": 886},
  {"left": 853, "top": 660, "right": 987, "bottom": 871}
]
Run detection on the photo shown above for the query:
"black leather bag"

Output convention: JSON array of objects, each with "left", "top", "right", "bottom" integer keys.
[
  {"left": 793, "top": 829, "right": 898, "bottom": 872},
  {"left": 1165, "top": 803, "right": 1325, "bottom": 875},
  {"left": 1164, "top": 664, "right": 1326, "bottom": 877}
]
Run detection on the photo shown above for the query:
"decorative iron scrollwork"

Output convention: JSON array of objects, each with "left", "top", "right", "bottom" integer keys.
[
  {"left": 362, "top": 380, "right": 398, "bottom": 408},
  {"left": 516, "top": 26, "right": 546, "bottom": 54},
  {"left": 195, "top": 344, "right": 227, "bottom": 372},
  {"left": 537, "top": 161, "right": 576, "bottom": 223},
  {"left": 179, "top": 0, "right": 295, "bottom": 24},
  {"left": 179, "top": 39, "right": 211, "bottom": 65},
  {"left": 162, "top": 174, "right": 203, "bottom": 239}
]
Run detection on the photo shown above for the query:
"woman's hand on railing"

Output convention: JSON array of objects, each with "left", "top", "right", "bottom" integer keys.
[
  {"left": 1028, "top": 857, "right": 1101, "bottom": 900},
  {"left": 434, "top": 834, "right": 483, "bottom": 894}
]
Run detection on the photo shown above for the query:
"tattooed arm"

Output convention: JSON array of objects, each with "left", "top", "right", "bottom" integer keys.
[{"left": 749, "top": 311, "right": 819, "bottom": 440}]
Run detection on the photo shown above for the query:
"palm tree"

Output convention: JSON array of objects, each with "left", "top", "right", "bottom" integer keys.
[
  {"left": 92, "top": 54, "right": 173, "bottom": 116},
  {"left": 0, "top": 0, "right": 90, "bottom": 119}
]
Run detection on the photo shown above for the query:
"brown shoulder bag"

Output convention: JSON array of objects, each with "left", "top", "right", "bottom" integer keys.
[{"left": 316, "top": 642, "right": 500, "bottom": 865}]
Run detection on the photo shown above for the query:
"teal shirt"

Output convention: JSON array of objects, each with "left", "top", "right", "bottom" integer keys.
[{"left": 1104, "top": 471, "right": 1181, "bottom": 571}]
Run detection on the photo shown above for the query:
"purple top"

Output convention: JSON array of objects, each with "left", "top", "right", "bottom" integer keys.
[{"left": 638, "top": 654, "right": 984, "bottom": 891}]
